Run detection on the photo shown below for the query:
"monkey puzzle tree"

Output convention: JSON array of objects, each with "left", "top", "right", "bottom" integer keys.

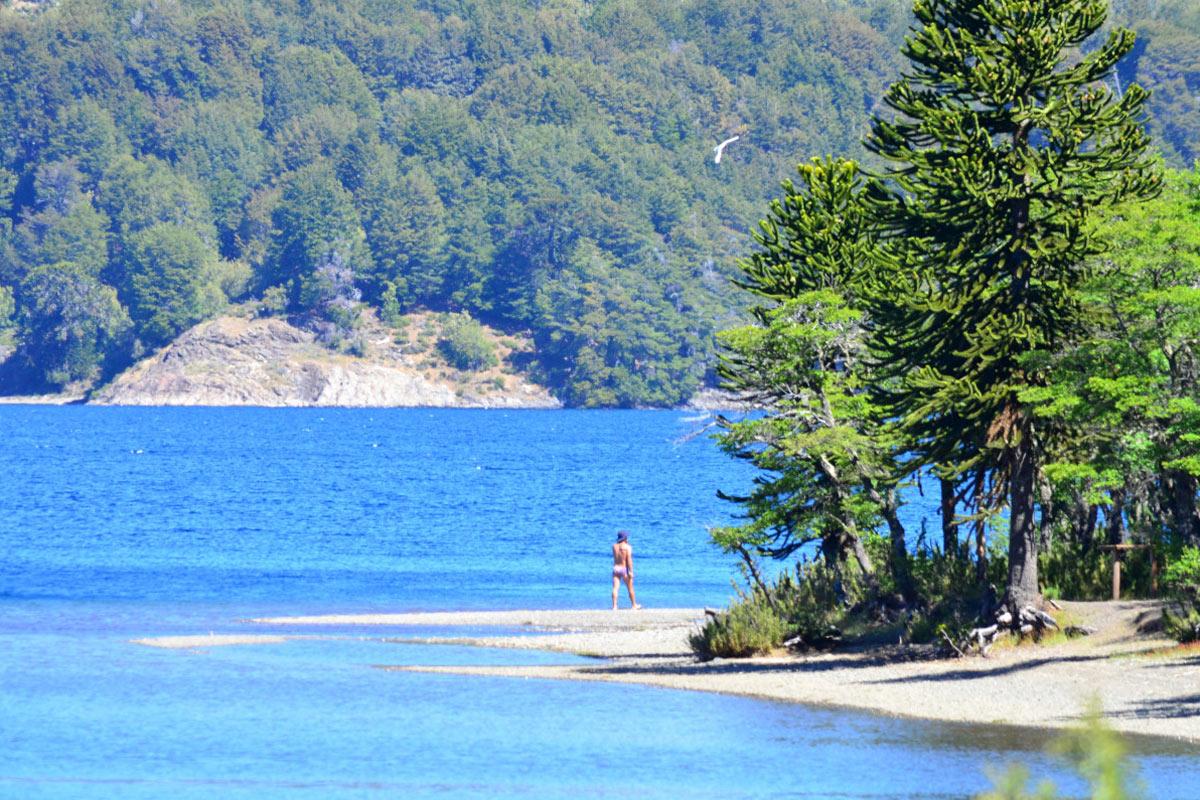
[{"left": 865, "top": 0, "right": 1160, "bottom": 615}]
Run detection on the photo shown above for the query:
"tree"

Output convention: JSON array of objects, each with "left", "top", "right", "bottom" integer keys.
[
  {"left": 262, "top": 45, "right": 380, "bottom": 133},
  {"left": 0, "top": 283, "right": 15, "bottom": 344},
  {"left": 97, "top": 155, "right": 214, "bottom": 240},
  {"left": 865, "top": 0, "right": 1161, "bottom": 614},
  {"left": 358, "top": 160, "right": 449, "bottom": 309},
  {"left": 167, "top": 100, "right": 270, "bottom": 254},
  {"left": 265, "top": 162, "right": 371, "bottom": 339},
  {"left": 1034, "top": 168, "right": 1200, "bottom": 548},
  {"left": 533, "top": 239, "right": 702, "bottom": 408},
  {"left": 124, "top": 223, "right": 225, "bottom": 348},
  {"left": 714, "top": 157, "right": 910, "bottom": 595},
  {"left": 16, "top": 261, "right": 130, "bottom": 388},
  {"left": 42, "top": 99, "right": 128, "bottom": 186},
  {"left": 13, "top": 162, "right": 109, "bottom": 277}
]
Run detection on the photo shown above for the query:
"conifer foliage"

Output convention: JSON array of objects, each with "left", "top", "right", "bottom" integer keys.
[
  {"left": 864, "top": 0, "right": 1161, "bottom": 612},
  {"left": 714, "top": 158, "right": 911, "bottom": 596}
]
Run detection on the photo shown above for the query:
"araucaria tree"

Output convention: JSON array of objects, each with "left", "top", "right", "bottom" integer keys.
[{"left": 865, "top": 0, "right": 1160, "bottom": 615}]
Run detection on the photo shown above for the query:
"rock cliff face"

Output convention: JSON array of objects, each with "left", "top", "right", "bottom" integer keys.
[{"left": 92, "top": 315, "right": 561, "bottom": 408}]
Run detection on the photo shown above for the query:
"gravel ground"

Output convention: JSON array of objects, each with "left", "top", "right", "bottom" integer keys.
[{"left": 358, "top": 601, "right": 1200, "bottom": 743}]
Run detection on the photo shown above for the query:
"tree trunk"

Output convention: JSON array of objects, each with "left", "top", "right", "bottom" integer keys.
[
  {"left": 1106, "top": 489, "right": 1126, "bottom": 546},
  {"left": 885, "top": 500, "right": 914, "bottom": 601},
  {"left": 1168, "top": 470, "right": 1200, "bottom": 544},
  {"left": 1006, "top": 432, "right": 1040, "bottom": 613},
  {"left": 846, "top": 529, "right": 878, "bottom": 593},
  {"left": 1080, "top": 501, "right": 1099, "bottom": 551},
  {"left": 863, "top": 478, "right": 913, "bottom": 601},
  {"left": 1038, "top": 476, "right": 1055, "bottom": 550},
  {"left": 816, "top": 454, "right": 878, "bottom": 594},
  {"left": 973, "top": 467, "right": 988, "bottom": 585},
  {"left": 940, "top": 477, "right": 958, "bottom": 557}
]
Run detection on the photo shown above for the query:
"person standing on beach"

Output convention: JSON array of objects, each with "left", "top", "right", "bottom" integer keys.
[{"left": 611, "top": 530, "right": 640, "bottom": 610}]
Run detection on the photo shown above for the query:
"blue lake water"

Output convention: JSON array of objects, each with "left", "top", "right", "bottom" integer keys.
[{"left": 1, "top": 407, "right": 1196, "bottom": 798}]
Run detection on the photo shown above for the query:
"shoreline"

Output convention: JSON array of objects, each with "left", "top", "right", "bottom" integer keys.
[{"left": 256, "top": 602, "right": 1200, "bottom": 744}]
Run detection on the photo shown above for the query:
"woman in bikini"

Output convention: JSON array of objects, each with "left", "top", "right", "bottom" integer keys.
[{"left": 611, "top": 530, "right": 640, "bottom": 610}]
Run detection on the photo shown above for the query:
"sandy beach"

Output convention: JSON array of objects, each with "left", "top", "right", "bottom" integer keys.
[{"left": 257, "top": 601, "right": 1200, "bottom": 743}]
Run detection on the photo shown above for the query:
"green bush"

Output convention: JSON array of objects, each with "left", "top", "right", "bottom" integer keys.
[
  {"left": 1162, "top": 547, "right": 1200, "bottom": 643},
  {"left": 1163, "top": 595, "right": 1200, "bottom": 643},
  {"left": 260, "top": 285, "right": 287, "bottom": 317},
  {"left": 689, "top": 594, "right": 787, "bottom": 659},
  {"left": 1163, "top": 546, "right": 1200, "bottom": 591},
  {"left": 379, "top": 282, "right": 404, "bottom": 328},
  {"left": 438, "top": 313, "right": 497, "bottom": 372},
  {"left": 690, "top": 556, "right": 856, "bottom": 660},
  {"left": 1040, "top": 538, "right": 1160, "bottom": 601}
]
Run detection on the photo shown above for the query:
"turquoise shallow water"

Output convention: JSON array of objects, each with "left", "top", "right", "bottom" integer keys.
[{"left": 1, "top": 408, "right": 1197, "bottom": 798}]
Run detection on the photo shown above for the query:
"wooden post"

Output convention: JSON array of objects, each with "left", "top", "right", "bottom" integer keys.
[{"left": 1101, "top": 543, "right": 1150, "bottom": 601}]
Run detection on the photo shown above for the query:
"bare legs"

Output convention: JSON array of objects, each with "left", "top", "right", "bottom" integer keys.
[{"left": 611, "top": 575, "right": 640, "bottom": 609}]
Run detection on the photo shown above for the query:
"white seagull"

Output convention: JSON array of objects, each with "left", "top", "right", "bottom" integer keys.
[{"left": 713, "top": 135, "right": 741, "bottom": 164}]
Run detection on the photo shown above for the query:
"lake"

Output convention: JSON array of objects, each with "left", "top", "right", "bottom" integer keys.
[{"left": 1, "top": 407, "right": 1196, "bottom": 798}]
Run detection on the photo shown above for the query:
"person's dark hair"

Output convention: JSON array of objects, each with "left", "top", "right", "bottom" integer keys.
[{"left": 616, "top": 530, "right": 629, "bottom": 542}]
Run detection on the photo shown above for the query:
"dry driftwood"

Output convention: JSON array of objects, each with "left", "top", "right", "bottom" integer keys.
[
  {"left": 960, "top": 603, "right": 1058, "bottom": 656},
  {"left": 940, "top": 628, "right": 967, "bottom": 658},
  {"left": 965, "top": 623, "right": 1002, "bottom": 656}
]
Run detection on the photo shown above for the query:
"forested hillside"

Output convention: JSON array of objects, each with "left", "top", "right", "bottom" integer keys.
[{"left": 1, "top": 0, "right": 1197, "bottom": 405}]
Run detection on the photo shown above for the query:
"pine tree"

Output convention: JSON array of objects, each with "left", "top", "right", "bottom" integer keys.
[{"left": 865, "top": 0, "right": 1160, "bottom": 615}]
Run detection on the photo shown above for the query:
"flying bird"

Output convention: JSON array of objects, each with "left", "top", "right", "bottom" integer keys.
[{"left": 713, "top": 135, "right": 741, "bottom": 164}]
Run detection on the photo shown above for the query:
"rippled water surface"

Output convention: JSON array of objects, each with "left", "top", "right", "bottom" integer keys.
[{"left": 2, "top": 407, "right": 1196, "bottom": 798}]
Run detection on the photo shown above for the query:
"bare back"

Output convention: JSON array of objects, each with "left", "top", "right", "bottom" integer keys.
[{"left": 612, "top": 542, "right": 632, "bottom": 570}]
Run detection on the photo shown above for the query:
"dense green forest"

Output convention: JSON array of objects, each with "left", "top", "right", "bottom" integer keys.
[
  {"left": 695, "top": 0, "right": 1200, "bottom": 660},
  {"left": 0, "top": 0, "right": 1197, "bottom": 405}
]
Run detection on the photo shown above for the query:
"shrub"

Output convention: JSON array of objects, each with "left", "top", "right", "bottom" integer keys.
[
  {"left": 1039, "top": 539, "right": 1154, "bottom": 601},
  {"left": 1163, "top": 595, "right": 1200, "bottom": 643},
  {"left": 1163, "top": 546, "right": 1200, "bottom": 591},
  {"left": 260, "top": 285, "right": 287, "bottom": 317},
  {"left": 379, "top": 282, "right": 404, "bottom": 328},
  {"left": 689, "top": 594, "right": 787, "bottom": 659},
  {"left": 1162, "top": 547, "right": 1200, "bottom": 643},
  {"left": 438, "top": 312, "right": 497, "bottom": 371}
]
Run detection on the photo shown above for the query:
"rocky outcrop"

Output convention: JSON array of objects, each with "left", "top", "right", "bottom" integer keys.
[{"left": 91, "top": 315, "right": 561, "bottom": 408}]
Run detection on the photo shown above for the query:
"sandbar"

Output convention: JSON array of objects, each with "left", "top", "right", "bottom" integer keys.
[
  {"left": 135, "top": 602, "right": 1200, "bottom": 743},
  {"left": 133, "top": 633, "right": 306, "bottom": 649},
  {"left": 251, "top": 608, "right": 701, "bottom": 629},
  {"left": 302, "top": 601, "right": 1200, "bottom": 744}
]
